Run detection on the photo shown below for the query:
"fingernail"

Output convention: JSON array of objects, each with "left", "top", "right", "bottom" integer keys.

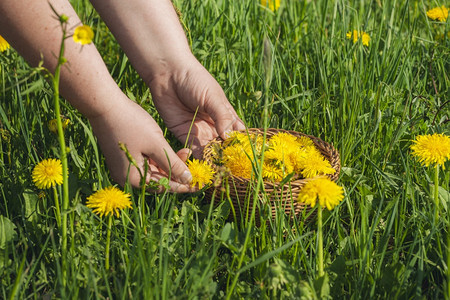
[{"left": 180, "top": 171, "right": 192, "bottom": 184}]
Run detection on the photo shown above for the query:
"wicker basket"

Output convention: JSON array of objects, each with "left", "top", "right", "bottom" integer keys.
[{"left": 202, "top": 128, "right": 341, "bottom": 222}]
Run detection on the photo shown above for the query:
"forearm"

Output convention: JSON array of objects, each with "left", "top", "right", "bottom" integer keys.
[
  {"left": 0, "top": 0, "right": 123, "bottom": 119},
  {"left": 89, "top": 0, "right": 195, "bottom": 83}
]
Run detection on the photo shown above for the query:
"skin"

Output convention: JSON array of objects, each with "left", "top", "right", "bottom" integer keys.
[{"left": 0, "top": 0, "right": 245, "bottom": 192}]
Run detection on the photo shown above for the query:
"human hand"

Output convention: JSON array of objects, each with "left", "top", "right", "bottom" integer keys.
[
  {"left": 88, "top": 96, "right": 196, "bottom": 193},
  {"left": 147, "top": 56, "right": 245, "bottom": 158}
]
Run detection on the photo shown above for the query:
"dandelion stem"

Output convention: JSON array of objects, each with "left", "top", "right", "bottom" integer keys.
[
  {"left": 105, "top": 215, "right": 113, "bottom": 271},
  {"left": 447, "top": 223, "right": 450, "bottom": 300},
  {"left": 52, "top": 186, "right": 61, "bottom": 227},
  {"left": 317, "top": 205, "right": 324, "bottom": 277},
  {"left": 434, "top": 164, "right": 440, "bottom": 225},
  {"left": 52, "top": 20, "right": 69, "bottom": 288}
]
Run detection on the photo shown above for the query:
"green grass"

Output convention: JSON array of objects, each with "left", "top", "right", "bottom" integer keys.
[{"left": 1, "top": 0, "right": 449, "bottom": 298}]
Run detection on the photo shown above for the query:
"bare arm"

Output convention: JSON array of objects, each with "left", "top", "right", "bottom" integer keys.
[
  {"left": 89, "top": 0, "right": 193, "bottom": 82},
  {"left": 0, "top": 0, "right": 195, "bottom": 191},
  {"left": 0, "top": 0, "right": 120, "bottom": 118}
]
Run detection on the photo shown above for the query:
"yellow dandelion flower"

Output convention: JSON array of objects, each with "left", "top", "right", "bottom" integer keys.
[
  {"left": 290, "top": 147, "right": 311, "bottom": 172},
  {"left": 270, "top": 132, "right": 299, "bottom": 146},
  {"left": 224, "top": 131, "right": 264, "bottom": 151},
  {"left": 346, "top": 30, "right": 370, "bottom": 46},
  {"left": 346, "top": 30, "right": 359, "bottom": 43},
  {"left": 63, "top": 119, "right": 70, "bottom": 129},
  {"left": 73, "top": 25, "right": 94, "bottom": 45},
  {"left": 269, "top": 132, "right": 300, "bottom": 155},
  {"left": 32, "top": 158, "right": 63, "bottom": 189},
  {"left": 187, "top": 159, "right": 215, "bottom": 188},
  {"left": 86, "top": 186, "right": 132, "bottom": 217},
  {"left": 223, "top": 131, "right": 248, "bottom": 144},
  {"left": 427, "top": 6, "right": 448, "bottom": 22},
  {"left": 223, "top": 131, "right": 248, "bottom": 149},
  {"left": 261, "top": 0, "right": 281, "bottom": 11},
  {"left": 48, "top": 118, "right": 70, "bottom": 134},
  {"left": 287, "top": 136, "right": 317, "bottom": 171},
  {"left": 264, "top": 148, "right": 295, "bottom": 175},
  {"left": 299, "top": 150, "right": 336, "bottom": 178},
  {"left": 410, "top": 133, "right": 450, "bottom": 169},
  {"left": 0, "top": 35, "right": 10, "bottom": 52},
  {"left": 297, "top": 136, "right": 315, "bottom": 148},
  {"left": 298, "top": 177, "right": 344, "bottom": 210},
  {"left": 267, "top": 132, "right": 302, "bottom": 171},
  {"left": 262, "top": 161, "right": 284, "bottom": 181},
  {"left": 361, "top": 32, "right": 370, "bottom": 46},
  {"left": 223, "top": 144, "right": 254, "bottom": 178}
]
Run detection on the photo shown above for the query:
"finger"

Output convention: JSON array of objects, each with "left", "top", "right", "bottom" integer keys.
[
  {"left": 146, "top": 170, "right": 197, "bottom": 193},
  {"left": 177, "top": 148, "right": 192, "bottom": 162},
  {"left": 190, "top": 145, "right": 203, "bottom": 160},
  {"left": 148, "top": 148, "right": 193, "bottom": 191},
  {"left": 219, "top": 116, "right": 246, "bottom": 140},
  {"left": 140, "top": 161, "right": 194, "bottom": 193},
  {"left": 114, "top": 156, "right": 148, "bottom": 188},
  {"left": 203, "top": 90, "right": 245, "bottom": 140},
  {"left": 144, "top": 135, "right": 193, "bottom": 185}
]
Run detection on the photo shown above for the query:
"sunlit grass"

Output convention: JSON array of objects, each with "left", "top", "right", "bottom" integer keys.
[{"left": 1, "top": 0, "right": 449, "bottom": 298}]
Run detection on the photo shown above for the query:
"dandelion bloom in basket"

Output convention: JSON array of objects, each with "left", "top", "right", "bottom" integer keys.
[
  {"left": 86, "top": 186, "right": 132, "bottom": 217},
  {"left": 298, "top": 150, "right": 336, "bottom": 178},
  {"left": 261, "top": 0, "right": 280, "bottom": 11},
  {"left": 346, "top": 30, "right": 370, "bottom": 46},
  {"left": 298, "top": 177, "right": 344, "bottom": 210},
  {"left": 262, "top": 132, "right": 298, "bottom": 178},
  {"left": 32, "top": 159, "right": 63, "bottom": 189},
  {"left": 223, "top": 144, "right": 254, "bottom": 178},
  {"left": 222, "top": 133, "right": 260, "bottom": 178},
  {"left": 187, "top": 159, "right": 215, "bottom": 188},
  {"left": 410, "top": 133, "right": 450, "bottom": 169},
  {"left": 427, "top": 6, "right": 448, "bottom": 22},
  {"left": 0, "top": 35, "right": 10, "bottom": 52},
  {"left": 73, "top": 25, "right": 94, "bottom": 45}
]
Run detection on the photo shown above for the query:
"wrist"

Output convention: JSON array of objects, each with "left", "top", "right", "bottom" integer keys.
[
  {"left": 90, "top": 0, "right": 195, "bottom": 85},
  {"left": 144, "top": 52, "right": 198, "bottom": 88}
]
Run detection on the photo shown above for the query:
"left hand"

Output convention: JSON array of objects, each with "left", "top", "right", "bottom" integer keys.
[{"left": 148, "top": 56, "right": 245, "bottom": 158}]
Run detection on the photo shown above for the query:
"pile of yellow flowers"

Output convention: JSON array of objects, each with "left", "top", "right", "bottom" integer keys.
[{"left": 212, "top": 131, "right": 336, "bottom": 182}]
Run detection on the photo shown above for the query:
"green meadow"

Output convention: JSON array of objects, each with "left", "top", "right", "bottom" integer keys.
[{"left": 1, "top": 0, "right": 449, "bottom": 298}]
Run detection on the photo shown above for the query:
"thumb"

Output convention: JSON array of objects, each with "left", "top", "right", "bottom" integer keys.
[
  {"left": 204, "top": 94, "right": 245, "bottom": 140},
  {"left": 177, "top": 148, "right": 192, "bottom": 162}
]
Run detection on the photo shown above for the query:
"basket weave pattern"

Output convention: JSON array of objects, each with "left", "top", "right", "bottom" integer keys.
[{"left": 202, "top": 128, "right": 341, "bottom": 220}]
